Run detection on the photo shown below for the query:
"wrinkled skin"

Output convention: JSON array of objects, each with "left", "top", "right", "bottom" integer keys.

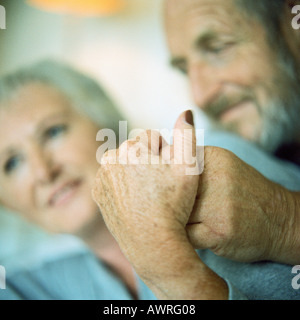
[
  {"left": 92, "top": 112, "right": 228, "bottom": 300},
  {"left": 187, "top": 147, "right": 300, "bottom": 264}
]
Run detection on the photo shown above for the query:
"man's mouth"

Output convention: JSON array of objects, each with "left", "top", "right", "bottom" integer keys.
[
  {"left": 48, "top": 179, "right": 82, "bottom": 208},
  {"left": 206, "top": 97, "right": 251, "bottom": 123},
  {"left": 219, "top": 99, "right": 253, "bottom": 123}
]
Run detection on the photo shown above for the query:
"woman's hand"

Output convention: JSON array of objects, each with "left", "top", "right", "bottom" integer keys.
[{"left": 92, "top": 111, "right": 228, "bottom": 300}]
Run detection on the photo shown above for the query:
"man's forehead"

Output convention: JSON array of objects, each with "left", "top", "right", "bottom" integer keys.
[
  {"left": 165, "top": 0, "right": 237, "bottom": 16},
  {"left": 164, "top": 0, "right": 242, "bottom": 55},
  {"left": 164, "top": 0, "right": 242, "bottom": 36}
]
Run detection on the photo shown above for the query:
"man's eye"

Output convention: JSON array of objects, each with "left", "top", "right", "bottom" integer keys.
[
  {"left": 171, "top": 58, "right": 188, "bottom": 75},
  {"left": 205, "top": 42, "right": 235, "bottom": 55},
  {"left": 207, "top": 45, "right": 226, "bottom": 54},
  {"left": 176, "top": 61, "right": 188, "bottom": 74},
  {"left": 4, "top": 155, "right": 21, "bottom": 174},
  {"left": 44, "top": 124, "right": 68, "bottom": 140}
]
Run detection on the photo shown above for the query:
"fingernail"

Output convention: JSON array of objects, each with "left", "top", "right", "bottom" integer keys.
[{"left": 184, "top": 110, "right": 194, "bottom": 126}]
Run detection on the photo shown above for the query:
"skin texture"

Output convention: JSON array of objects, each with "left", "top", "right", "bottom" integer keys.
[
  {"left": 187, "top": 147, "right": 300, "bottom": 264},
  {"left": 92, "top": 113, "right": 300, "bottom": 300},
  {"left": 93, "top": 112, "right": 228, "bottom": 300}
]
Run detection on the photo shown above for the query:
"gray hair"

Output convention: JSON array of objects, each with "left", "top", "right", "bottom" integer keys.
[
  {"left": 236, "top": 0, "right": 285, "bottom": 29},
  {"left": 235, "top": 0, "right": 300, "bottom": 151},
  {"left": 0, "top": 59, "right": 125, "bottom": 135},
  {"left": 235, "top": 0, "right": 298, "bottom": 74},
  {"left": 235, "top": 0, "right": 286, "bottom": 52}
]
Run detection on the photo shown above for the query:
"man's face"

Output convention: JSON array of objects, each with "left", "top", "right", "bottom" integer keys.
[{"left": 165, "top": 0, "right": 300, "bottom": 151}]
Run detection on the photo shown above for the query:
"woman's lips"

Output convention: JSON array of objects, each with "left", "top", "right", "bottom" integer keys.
[{"left": 48, "top": 180, "right": 82, "bottom": 208}]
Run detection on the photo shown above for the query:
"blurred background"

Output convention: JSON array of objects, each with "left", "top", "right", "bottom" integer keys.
[
  {"left": 0, "top": 0, "right": 204, "bottom": 129},
  {"left": 0, "top": 0, "right": 209, "bottom": 266}
]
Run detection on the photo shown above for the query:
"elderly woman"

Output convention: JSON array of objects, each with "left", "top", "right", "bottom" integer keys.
[{"left": 0, "top": 60, "right": 155, "bottom": 300}]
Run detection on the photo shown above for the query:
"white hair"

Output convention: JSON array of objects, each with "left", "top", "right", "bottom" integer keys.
[{"left": 0, "top": 59, "right": 125, "bottom": 135}]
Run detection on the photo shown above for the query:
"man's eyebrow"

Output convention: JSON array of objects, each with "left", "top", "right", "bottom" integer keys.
[
  {"left": 169, "top": 32, "right": 220, "bottom": 69},
  {"left": 192, "top": 30, "right": 218, "bottom": 48}
]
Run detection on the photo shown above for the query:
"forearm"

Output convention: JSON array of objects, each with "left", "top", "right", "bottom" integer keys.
[
  {"left": 270, "top": 188, "right": 300, "bottom": 265},
  {"left": 136, "top": 238, "right": 228, "bottom": 300}
]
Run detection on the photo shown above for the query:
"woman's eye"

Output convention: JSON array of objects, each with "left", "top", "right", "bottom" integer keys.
[
  {"left": 44, "top": 124, "right": 68, "bottom": 140},
  {"left": 4, "top": 155, "right": 21, "bottom": 174}
]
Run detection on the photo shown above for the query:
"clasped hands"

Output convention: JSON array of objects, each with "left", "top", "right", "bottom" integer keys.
[{"left": 92, "top": 110, "right": 298, "bottom": 299}]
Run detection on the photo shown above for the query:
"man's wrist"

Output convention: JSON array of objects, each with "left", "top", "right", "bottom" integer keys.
[
  {"left": 282, "top": 190, "right": 300, "bottom": 265},
  {"left": 270, "top": 187, "right": 300, "bottom": 265}
]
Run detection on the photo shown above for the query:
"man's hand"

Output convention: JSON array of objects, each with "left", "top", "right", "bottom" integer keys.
[
  {"left": 187, "top": 146, "right": 300, "bottom": 264},
  {"left": 92, "top": 111, "right": 228, "bottom": 300}
]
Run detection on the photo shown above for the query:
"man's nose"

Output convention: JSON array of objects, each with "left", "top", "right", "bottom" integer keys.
[
  {"left": 188, "top": 61, "right": 222, "bottom": 110},
  {"left": 29, "top": 147, "right": 59, "bottom": 184}
]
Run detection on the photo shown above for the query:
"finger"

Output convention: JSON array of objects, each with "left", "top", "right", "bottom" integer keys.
[
  {"left": 127, "top": 130, "right": 171, "bottom": 165},
  {"left": 100, "top": 149, "right": 119, "bottom": 165},
  {"left": 172, "top": 110, "right": 197, "bottom": 168},
  {"left": 118, "top": 136, "right": 155, "bottom": 165},
  {"left": 137, "top": 130, "right": 170, "bottom": 156},
  {"left": 139, "top": 130, "right": 161, "bottom": 155}
]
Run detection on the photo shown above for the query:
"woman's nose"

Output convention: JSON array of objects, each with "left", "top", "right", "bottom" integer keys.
[{"left": 30, "top": 147, "right": 59, "bottom": 184}]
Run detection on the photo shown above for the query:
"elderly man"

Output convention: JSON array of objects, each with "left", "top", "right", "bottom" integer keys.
[
  {"left": 93, "top": 0, "right": 300, "bottom": 299},
  {"left": 163, "top": 0, "right": 300, "bottom": 264}
]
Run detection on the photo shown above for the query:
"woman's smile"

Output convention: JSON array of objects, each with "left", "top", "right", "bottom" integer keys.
[{"left": 47, "top": 178, "right": 83, "bottom": 208}]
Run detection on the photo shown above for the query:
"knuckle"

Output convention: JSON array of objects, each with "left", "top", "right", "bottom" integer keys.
[{"left": 100, "top": 149, "right": 118, "bottom": 165}]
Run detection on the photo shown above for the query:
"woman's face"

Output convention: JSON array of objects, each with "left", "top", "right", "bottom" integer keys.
[{"left": 0, "top": 83, "right": 102, "bottom": 234}]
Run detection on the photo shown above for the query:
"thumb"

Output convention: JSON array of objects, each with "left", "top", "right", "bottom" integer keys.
[{"left": 173, "top": 110, "right": 197, "bottom": 168}]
